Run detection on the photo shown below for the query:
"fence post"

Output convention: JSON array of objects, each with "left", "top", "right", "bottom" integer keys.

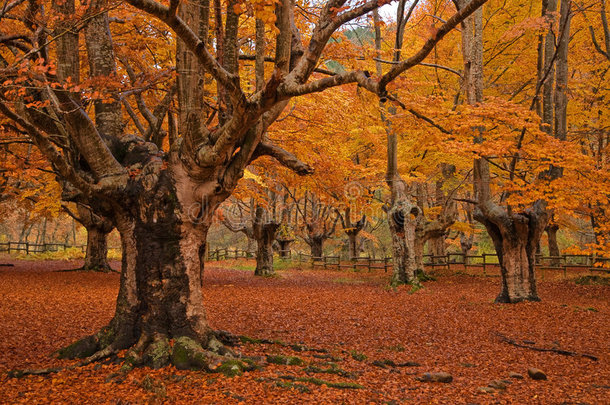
[
  {"left": 482, "top": 253, "right": 486, "bottom": 276},
  {"left": 368, "top": 257, "right": 372, "bottom": 272},
  {"left": 323, "top": 256, "right": 327, "bottom": 270}
]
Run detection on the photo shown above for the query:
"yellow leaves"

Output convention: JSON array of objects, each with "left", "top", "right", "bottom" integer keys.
[{"left": 243, "top": 169, "right": 264, "bottom": 185}]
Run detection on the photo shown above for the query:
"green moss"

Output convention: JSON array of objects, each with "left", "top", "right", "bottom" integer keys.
[
  {"left": 171, "top": 336, "right": 207, "bottom": 370},
  {"left": 56, "top": 335, "right": 98, "bottom": 359},
  {"left": 408, "top": 283, "right": 423, "bottom": 294},
  {"left": 304, "top": 364, "right": 356, "bottom": 378},
  {"left": 96, "top": 327, "right": 115, "bottom": 350},
  {"left": 146, "top": 337, "right": 170, "bottom": 369},
  {"left": 267, "top": 355, "right": 304, "bottom": 366},
  {"left": 275, "top": 380, "right": 311, "bottom": 393},
  {"left": 215, "top": 359, "right": 245, "bottom": 377},
  {"left": 416, "top": 269, "right": 436, "bottom": 282},
  {"left": 575, "top": 275, "right": 610, "bottom": 285},
  {"left": 349, "top": 350, "right": 367, "bottom": 362},
  {"left": 239, "top": 335, "right": 263, "bottom": 344}
]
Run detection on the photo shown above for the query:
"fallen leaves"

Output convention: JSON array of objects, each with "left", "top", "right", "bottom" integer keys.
[{"left": 0, "top": 259, "right": 608, "bottom": 404}]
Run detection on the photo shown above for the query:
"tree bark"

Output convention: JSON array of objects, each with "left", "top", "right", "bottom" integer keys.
[
  {"left": 546, "top": 223, "right": 561, "bottom": 266},
  {"left": 310, "top": 237, "right": 324, "bottom": 257},
  {"left": 83, "top": 225, "right": 112, "bottom": 271},
  {"left": 253, "top": 206, "right": 279, "bottom": 276},
  {"left": 276, "top": 238, "right": 293, "bottom": 258},
  {"left": 59, "top": 156, "right": 235, "bottom": 370},
  {"left": 388, "top": 198, "right": 421, "bottom": 285},
  {"left": 429, "top": 236, "right": 446, "bottom": 260},
  {"left": 476, "top": 202, "right": 548, "bottom": 302}
]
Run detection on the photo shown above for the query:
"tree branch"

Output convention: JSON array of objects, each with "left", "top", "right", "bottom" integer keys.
[{"left": 253, "top": 141, "right": 314, "bottom": 176}]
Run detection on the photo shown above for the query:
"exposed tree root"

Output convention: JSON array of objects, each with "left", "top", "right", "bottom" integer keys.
[
  {"left": 8, "top": 345, "right": 120, "bottom": 378},
  {"left": 8, "top": 330, "right": 258, "bottom": 379},
  {"left": 56, "top": 265, "right": 118, "bottom": 273},
  {"left": 495, "top": 332, "right": 598, "bottom": 361}
]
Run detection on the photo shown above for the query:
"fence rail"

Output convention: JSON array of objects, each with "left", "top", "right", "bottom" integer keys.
[
  {"left": 0, "top": 242, "right": 122, "bottom": 255},
  {"left": 5, "top": 242, "right": 610, "bottom": 277},
  {"left": 207, "top": 247, "right": 610, "bottom": 277},
  {"left": 0, "top": 241, "right": 87, "bottom": 254}
]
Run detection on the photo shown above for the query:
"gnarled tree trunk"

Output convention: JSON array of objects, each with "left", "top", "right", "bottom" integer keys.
[
  {"left": 84, "top": 225, "right": 112, "bottom": 271},
  {"left": 73, "top": 205, "right": 114, "bottom": 272},
  {"left": 59, "top": 153, "right": 238, "bottom": 370},
  {"left": 388, "top": 197, "right": 421, "bottom": 285},
  {"left": 253, "top": 207, "right": 279, "bottom": 276},
  {"left": 310, "top": 236, "right": 324, "bottom": 257},
  {"left": 475, "top": 201, "right": 548, "bottom": 302},
  {"left": 461, "top": 0, "right": 550, "bottom": 303},
  {"left": 546, "top": 223, "right": 561, "bottom": 266},
  {"left": 276, "top": 238, "right": 293, "bottom": 258}
]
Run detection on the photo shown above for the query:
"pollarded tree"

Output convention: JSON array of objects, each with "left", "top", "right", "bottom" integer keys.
[
  {"left": 0, "top": 0, "right": 488, "bottom": 369},
  {"left": 290, "top": 190, "right": 339, "bottom": 257},
  {"left": 459, "top": 0, "right": 573, "bottom": 302}
]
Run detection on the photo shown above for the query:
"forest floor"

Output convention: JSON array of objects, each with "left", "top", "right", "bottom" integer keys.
[{"left": 0, "top": 258, "right": 608, "bottom": 404}]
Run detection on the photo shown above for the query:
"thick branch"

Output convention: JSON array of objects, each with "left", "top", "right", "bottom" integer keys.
[{"left": 253, "top": 141, "right": 313, "bottom": 176}]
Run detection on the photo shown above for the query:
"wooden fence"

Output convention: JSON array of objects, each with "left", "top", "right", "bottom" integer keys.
[
  {"left": 4, "top": 242, "right": 609, "bottom": 277},
  {"left": 207, "top": 247, "right": 610, "bottom": 277},
  {"left": 0, "top": 241, "right": 87, "bottom": 254}
]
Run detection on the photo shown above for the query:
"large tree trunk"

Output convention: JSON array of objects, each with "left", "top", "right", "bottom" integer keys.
[
  {"left": 460, "top": 232, "right": 474, "bottom": 262},
  {"left": 255, "top": 233, "right": 276, "bottom": 276},
  {"left": 347, "top": 233, "right": 358, "bottom": 260},
  {"left": 58, "top": 159, "right": 240, "bottom": 371},
  {"left": 75, "top": 205, "right": 114, "bottom": 272},
  {"left": 475, "top": 201, "right": 548, "bottom": 303},
  {"left": 460, "top": 0, "right": 550, "bottom": 303}
]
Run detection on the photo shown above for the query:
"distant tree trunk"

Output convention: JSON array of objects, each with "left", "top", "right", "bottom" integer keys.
[
  {"left": 387, "top": 197, "right": 420, "bottom": 285},
  {"left": 253, "top": 206, "right": 279, "bottom": 276},
  {"left": 429, "top": 236, "right": 446, "bottom": 260},
  {"left": 67, "top": 204, "right": 114, "bottom": 272},
  {"left": 310, "top": 237, "right": 323, "bottom": 257},
  {"left": 460, "top": 232, "right": 473, "bottom": 262},
  {"left": 347, "top": 233, "right": 358, "bottom": 260},
  {"left": 414, "top": 236, "right": 425, "bottom": 273},
  {"left": 276, "top": 238, "right": 293, "bottom": 258},
  {"left": 83, "top": 225, "right": 112, "bottom": 271},
  {"left": 546, "top": 223, "right": 561, "bottom": 266},
  {"left": 338, "top": 207, "right": 366, "bottom": 261}
]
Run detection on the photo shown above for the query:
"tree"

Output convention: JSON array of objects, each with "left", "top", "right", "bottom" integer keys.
[
  {"left": 0, "top": 0, "right": 488, "bottom": 369},
  {"left": 460, "top": 0, "right": 572, "bottom": 302},
  {"left": 290, "top": 190, "right": 338, "bottom": 257},
  {"left": 63, "top": 204, "right": 114, "bottom": 272}
]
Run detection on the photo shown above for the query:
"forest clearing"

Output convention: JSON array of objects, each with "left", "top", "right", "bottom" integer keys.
[
  {"left": 2, "top": 0, "right": 610, "bottom": 403},
  {"left": 0, "top": 259, "right": 608, "bottom": 404}
]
